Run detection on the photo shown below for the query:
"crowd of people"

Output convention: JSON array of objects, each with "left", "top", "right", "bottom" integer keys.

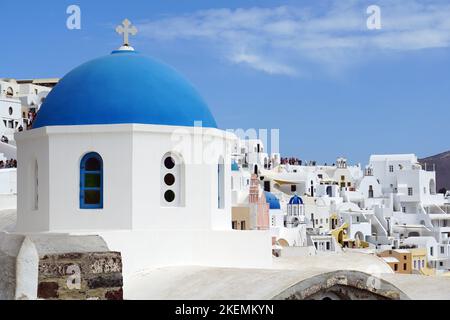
[
  {"left": 0, "top": 159, "right": 17, "bottom": 169},
  {"left": 280, "top": 157, "right": 303, "bottom": 165},
  {"left": 279, "top": 158, "right": 332, "bottom": 167}
]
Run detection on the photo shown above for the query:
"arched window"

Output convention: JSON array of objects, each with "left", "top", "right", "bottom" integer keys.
[
  {"left": 368, "top": 185, "right": 374, "bottom": 198},
  {"left": 80, "top": 152, "right": 103, "bottom": 209},
  {"left": 6, "top": 87, "right": 13, "bottom": 97},
  {"left": 161, "top": 152, "right": 185, "bottom": 207},
  {"left": 326, "top": 186, "right": 332, "bottom": 197},
  {"left": 218, "top": 157, "right": 225, "bottom": 209},
  {"left": 30, "top": 159, "right": 39, "bottom": 210},
  {"left": 34, "top": 160, "right": 39, "bottom": 210}
]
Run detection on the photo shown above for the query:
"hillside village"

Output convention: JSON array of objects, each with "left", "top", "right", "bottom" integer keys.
[{"left": 0, "top": 20, "right": 450, "bottom": 300}]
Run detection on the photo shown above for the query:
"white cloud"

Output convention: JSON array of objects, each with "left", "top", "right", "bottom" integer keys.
[
  {"left": 229, "top": 52, "right": 297, "bottom": 76},
  {"left": 137, "top": 1, "right": 450, "bottom": 76}
]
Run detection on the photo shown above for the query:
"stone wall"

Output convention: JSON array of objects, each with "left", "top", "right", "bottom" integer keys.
[{"left": 37, "top": 251, "right": 123, "bottom": 300}]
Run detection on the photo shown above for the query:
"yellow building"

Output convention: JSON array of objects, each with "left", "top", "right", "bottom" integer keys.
[
  {"left": 410, "top": 248, "right": 435, "bottom": 276},
  {"left": 378, "top": 249, "right": 412, "bottom": 274},
  {"left": 231, "top": 206, "right": 250, "bottom": 230},
  {"left": 380, "top": 256, "right": 400, "bottom": 272}
]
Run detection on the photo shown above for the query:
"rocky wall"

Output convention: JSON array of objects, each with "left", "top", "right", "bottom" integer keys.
[{"left": 37, "top": 251, "right": 123, "bottom": 300}]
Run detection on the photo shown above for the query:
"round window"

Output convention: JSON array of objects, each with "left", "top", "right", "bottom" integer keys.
[
  {"left": 164, "top": 173, "right": 175, "bottom": 186},
  {"left": 164, "top": 190, "right": 176, "bottom": 203},
  {"left": 8, "top": 107, "right": 13, "bottom": 115},
  {"left": 164, "top": 156, "right": 175, "bottom": 170}
]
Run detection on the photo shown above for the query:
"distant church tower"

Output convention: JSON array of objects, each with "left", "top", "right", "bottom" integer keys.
[
  {"left": 285, "top": 195, "right": 305, "bottom": 228},
  {"left": 248, "top": 174, "right": 269, "bottom": 230}
]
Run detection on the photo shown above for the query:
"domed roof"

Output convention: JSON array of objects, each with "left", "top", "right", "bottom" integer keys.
[
  {"left": 289, "top": 194, "right": 303, "bottom": 205},
  {"left": 33, "top": 50, "right": 217, "bottom": 129},
  {"left": 231, "top": 161, "right": 239, "bottom": 171},
  {"left": 264, "top": 192, "right": 281, "bottom": 210}
]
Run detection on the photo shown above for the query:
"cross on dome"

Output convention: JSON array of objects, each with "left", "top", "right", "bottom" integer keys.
[{"left": 115, "top": 19, "right": 138, "bottom": 50}]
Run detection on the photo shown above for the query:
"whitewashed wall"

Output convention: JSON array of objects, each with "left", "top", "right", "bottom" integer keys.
[{"left": 15, "top": 124, "right": 235, "bottom": 232}]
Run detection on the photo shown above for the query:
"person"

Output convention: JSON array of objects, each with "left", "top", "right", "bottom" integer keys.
[
  {"left": 5, "top": 159, "right": 15, "bottom": 168},
  {"left": 0, "top": 161, "right": 4, "bottom": 169}
]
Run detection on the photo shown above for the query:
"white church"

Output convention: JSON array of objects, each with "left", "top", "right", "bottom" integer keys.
[{"left": 13, "top": 20, "right": 272, "bottom": 278}]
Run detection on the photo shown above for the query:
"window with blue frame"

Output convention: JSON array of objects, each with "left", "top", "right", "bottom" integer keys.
[{"left": 80, "top": 152, "right": 103, "bottom": 209}]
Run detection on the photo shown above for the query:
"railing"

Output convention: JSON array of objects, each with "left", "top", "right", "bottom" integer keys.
[{"left": 420, "top": 163, "right": 436, "bottom": 172}]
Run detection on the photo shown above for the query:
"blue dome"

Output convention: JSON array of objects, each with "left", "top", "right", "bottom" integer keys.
[
  {"left": 33, "top": 50, "right": 217, "bottom": 129},
  {"left": 231, "top": 161, "right": 239, "bottom": 171},
  {"left": 264, "top": 192, "right": 281, "bottom": 210},
  {"left": 289, "top": 194, "right": 303, "bottom": 205}
]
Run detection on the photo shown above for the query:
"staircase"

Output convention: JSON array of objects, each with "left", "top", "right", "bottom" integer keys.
[{"left": 371, "top": 214, "right": 388, "bottom": 237}]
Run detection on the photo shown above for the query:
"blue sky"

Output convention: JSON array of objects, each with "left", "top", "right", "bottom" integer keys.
[{"left": 1, "top": 0, "right": 450, "bottom": 165}]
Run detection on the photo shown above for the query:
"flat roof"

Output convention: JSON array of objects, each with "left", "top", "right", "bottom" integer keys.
[
  {"left": 394, "top": 249, "right": 411, "bottom": 254},
  {"left": 382, "top": 257, "right": 400, "bottom": 263},
  {"left": 16, "top": 78, "right": 60, "bottom": 88},
  {"left": 370, "top": 154, "right": 417, "bottom": 162}
]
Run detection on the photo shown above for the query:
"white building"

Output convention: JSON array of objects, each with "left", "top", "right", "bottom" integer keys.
[
  {"left": 0, "top": 79, "right": 23, "bottom": 141},
  {"left": 13, "top": 42, "right": 272, "bottom": 275},
  {"left": 369, "top": 154, "right": 445, "bottom": 212},
  {"left": 0, "top": 78, "right": 53, "bottom": 142}
]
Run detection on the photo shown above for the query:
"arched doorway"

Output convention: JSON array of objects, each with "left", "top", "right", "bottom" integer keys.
[
  {"left": 338, "top": 231, "right": 344, "bottom": 244},
  {"left": 429, "top": 179, "right": 436, "bottom": 195},
  {"left": 326, "top": 186, "right": 332, "bottom": 197},
  {"left": 272, "top": 270, "right": 409, "bottom": 300},
  {"left": 355, "top": 231, "right": 364, "bottom": 241},
  {"left": 368, "top": 185, "right": 374, "bottom": 198}
]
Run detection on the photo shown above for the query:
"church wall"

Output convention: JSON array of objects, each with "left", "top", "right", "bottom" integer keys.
[
  {"left": 131, "top": 129, "right": 212, "bottom": 230},
  {"left": 47, "top": 128, "right": 133, "bottom": 231},
  {"left": 209, "top": 137, "right": 233, "bottom": 231},
  {"left": 16, "top": 124, "right": 236, "bottom": 232},
  {"left": 191, "top": 229, "right": 272, "bottom": 268},
  {"left": 97, "top": 228, "right": 273, "bottom": 280},
  {"left": 16, "top": 129, "right": 50, "bottom": 232},
  {"left": 131, "top": 125, "right": 233, "bottom": 231}
]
